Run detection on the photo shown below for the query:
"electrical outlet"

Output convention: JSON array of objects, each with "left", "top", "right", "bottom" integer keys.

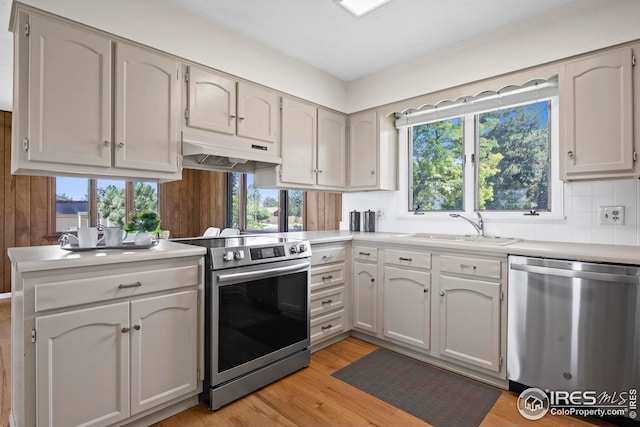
[
  {"left": 377, "top": 209, "right": 385, "bottom": 220},
  {"left": 599, "top": 206, "right": 625, "bottom": 225}
]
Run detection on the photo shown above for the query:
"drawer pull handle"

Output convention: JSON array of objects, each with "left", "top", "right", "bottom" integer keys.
[
  {"left": 118, "top": 281, "right": 142, "bottom": 289},
  {"left": 322, "top": 255, "right": 335, "bottom": 261},
  {"left": 440, "top": 291, "right": 445, "bottom": 296},
  {"left": 399, "top": 257, "right": 412, "bottom": 262},
  {"left": 321, "top": 324, "right": 333, "bottom": 331},
  {"left": 423, "top": 289, "right": 429, "bottom": 293},
  {"left": 322, "top": 299, "right": 333, "bottom": 306},
  {"left": 460, "top": 264, "right": 477, "bottom": 270},
  {"left": 359, "top": 252, "right": 371, "bottom": 256},
  {"left": 322, "top": 275, "right": 334, "bottom": 281},
  {"left": 121, "top": 327, "right": 130, "bottom": 333},
  {"left": 133, "top": 324, "right": 141, "bottom": 330}
]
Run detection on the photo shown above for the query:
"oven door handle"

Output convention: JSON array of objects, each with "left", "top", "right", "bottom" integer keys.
[{"left": 217, "top": 261, "right": 311, "bottom": 284}]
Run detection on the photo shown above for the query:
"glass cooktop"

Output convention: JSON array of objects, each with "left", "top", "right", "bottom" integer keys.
[{"left": 173, "top": 235, "right": 295, "bottom": 249}]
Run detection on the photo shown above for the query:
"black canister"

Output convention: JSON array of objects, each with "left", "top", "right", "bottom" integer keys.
[
  {"left": 363, "top": 210, "right": 376, "bottom": 232},
  {"left": 349, "top": 210, "right": 361, "bottom": 231}
]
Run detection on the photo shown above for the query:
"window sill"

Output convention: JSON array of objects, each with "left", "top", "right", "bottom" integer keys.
[{"left": 397, "top": 213, "right": 566, "bottom": 222}]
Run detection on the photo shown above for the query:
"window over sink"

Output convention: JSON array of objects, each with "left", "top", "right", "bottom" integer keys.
[{"left": 399, "top": 78, "right": 562, "bottom": 217}]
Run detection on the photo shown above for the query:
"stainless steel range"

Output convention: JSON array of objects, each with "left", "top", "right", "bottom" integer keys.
[{"left": 174, "top": 235, "right": 312, "bottom": 410}]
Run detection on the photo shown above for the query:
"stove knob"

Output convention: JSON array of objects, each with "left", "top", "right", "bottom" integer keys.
[
  {"left": 234, "top": 250, "right": 245, "bottom": 260},
  {"left": 298, "top": 244, "right": 307, "bottom": 253},
  {"left": 290, "top": 245, "right": 298, "bottom": 254},
  {"left": 223, "top": 251, "right": 234, "bottom": 262}
]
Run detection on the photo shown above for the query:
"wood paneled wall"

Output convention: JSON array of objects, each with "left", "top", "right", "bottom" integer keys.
[
  {"left": 1, "top": 111, "right": 52, "bottom": 293},
  {"left": 0, "top": 111, "right": 342, "bottom": 293}
]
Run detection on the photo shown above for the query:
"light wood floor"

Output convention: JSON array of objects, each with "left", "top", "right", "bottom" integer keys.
[{"left": 0, "top": 299, "right": 610, "bottom": 427}]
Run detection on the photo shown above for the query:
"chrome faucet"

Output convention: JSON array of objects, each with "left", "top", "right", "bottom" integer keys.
[{"left": 449, "top": 211, "right": 484, "bottom": 236}]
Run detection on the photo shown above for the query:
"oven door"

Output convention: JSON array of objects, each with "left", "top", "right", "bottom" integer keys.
[{"left": 211, "top": 258, "right": 311, "bottom": 386}]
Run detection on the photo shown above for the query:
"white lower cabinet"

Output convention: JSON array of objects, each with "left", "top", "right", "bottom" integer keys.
[
  {"left": 36, "top": 302, "right": 130, "bottom": 427},
  {"left": 438, "top": 276, "right": 501, "bottom": 372},
  {"left": 35, "top": 290, "right": 198, "bottom": 427},
  {"left": 10, "top": 247, "right": 204, "bottom": 427},
  {"left": 383, "top": 267, "right": 431, "bottom": 350},
  {"left": 353, "top": 261, "right": 377, "bottom": 333},
  {"left": 309, "top": 243, "right": 350, "bottom": 348}
]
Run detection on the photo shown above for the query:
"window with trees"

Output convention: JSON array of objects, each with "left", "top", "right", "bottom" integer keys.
[
  {"left": 54, "top": 177, "right": 159, "bottom": 232},
  {"left": 229, "top": 173, "right": 303, "bottom": 232},
  {"left": 405, "top": 80, "right": 560, "bottom": 215}
]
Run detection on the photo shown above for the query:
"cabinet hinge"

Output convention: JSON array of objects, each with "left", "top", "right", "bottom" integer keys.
[
  {"left": 184, "top": 109, "right": 189, "bottom": 120},
  {"left": 197, "top": 369, "right": 201, "bottom": 380},
  {"left": 197, "top": 294, "right": 200, "bottom": 308},
  {"left": 280, "top": 100, "right": 283, "bottom": 111},
  {"left": 31, "top": 328, "right": 36, "bottom": 343},
  {"left": 499, "top": 356, "right": 503, "bottom": 367},
  {"left": 634, "top": 151, "right": 637, "bottom": 161},
  {"left": 23, "top": 137, "right": 29, "bottom": 151},
  {"left": 185, "top": 71, "right": 189, "bottom": 83},
  {"left": 24, "top": 22, "right": 30, "bottom": 36},
  {"left": 500, "top": 290, "right": 504, "bottom": 301},
  {"left": 633, "top": 55, "right": 636, "bottom": 67}
]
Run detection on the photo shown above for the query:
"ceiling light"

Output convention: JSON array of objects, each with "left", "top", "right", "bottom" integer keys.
[{"left": 338, "top": 0, "right": 391, "bottom": 17}]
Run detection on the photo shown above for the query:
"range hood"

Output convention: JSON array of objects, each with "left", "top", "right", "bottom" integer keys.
[{"left": 182, "top": 140, "right": 281, "bottom": 173}]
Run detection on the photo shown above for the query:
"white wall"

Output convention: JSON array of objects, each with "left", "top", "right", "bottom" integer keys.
[
  {"left": 15, "top": 0, "right": 348, "bottom": 113},
  {"left": 346, "top": 0, "right": 640, "bottom": 113}
]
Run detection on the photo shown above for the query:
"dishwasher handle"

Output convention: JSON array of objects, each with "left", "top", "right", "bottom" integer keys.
[{"left": 510, "top": 263, "right": 639, "bottom": 284}]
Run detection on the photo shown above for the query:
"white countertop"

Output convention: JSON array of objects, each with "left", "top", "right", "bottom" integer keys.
[
  {"left": 8, "top": 240, "right": 206, "bottom": 273},
  {"left": 284, "top": 230, "right": 640, "bottom": 265}
]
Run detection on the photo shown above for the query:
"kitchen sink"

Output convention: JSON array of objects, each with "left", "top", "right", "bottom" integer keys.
[{"left": 394, "top": 233, "right": 520, "bottom": 246}]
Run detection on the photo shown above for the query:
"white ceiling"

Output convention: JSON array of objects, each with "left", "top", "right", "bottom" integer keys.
[{"left": 165, "top": 0, "right": 576, "bottom": 81}]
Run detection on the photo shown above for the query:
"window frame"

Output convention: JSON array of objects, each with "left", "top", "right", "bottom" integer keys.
[{"left": 407, "top": 96, "right": 563, "bottom": 220}]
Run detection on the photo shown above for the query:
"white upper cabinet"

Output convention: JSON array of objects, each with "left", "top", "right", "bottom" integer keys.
[
  {"left": 26, "top": 14, "right": 112, "bottom": 168},
  {"left": 237, "top": 82, "right": 278, "bottom": 143},
  {"left": 317, "top": 109, "right": 347, "bottom": 188},
  {"left": 254, "top": 96, "right": 347, "bottom": 191},
  {"left": 182, "top": 65, "right": 280, "bottom": 164},
  {"left": 280, "top": 97, "right": 317, "bottom": 186},
  {"left": 115, "top": 42, "right": 180, "bottom": 173},
  {"left": 12, "top": 10, "right": 182, "bottom": 181},
  {"left": 560, "top": 46, "right": 638, "bottom": 180},
  {"left": 348, "top": 110, "right": 397, "bottom": 191},
  {"left": 186, "top": 66, "right": 236, "bottom": 135}
]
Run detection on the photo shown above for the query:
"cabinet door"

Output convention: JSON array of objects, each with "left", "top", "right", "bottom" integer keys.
[
  {"left": 280, "top": 97, "right": 317, "bottom": 185},
  {"left": 383, "top": 267, "right": 430, "bottom": 350},
  {"left": 439, "top": 275, "right": 501, "bottom": 372},
  {"left": 186, "top": 66, "right": 237, "bottom": 135},
  {"left": 28, "top": 14, "right": 112, "bottom": 167},
  {"left": 36, "top": 302, "right": 130, "bottom": 427},
  {"left": 349, "top": 110, "right": 378, "bottom": 189},
  {"left": 115, "top": 42, "right": 180, "bottom": 172},
  {"left": 561, "top": 48, "right": 634, "bottom": 177},
  {"left": 237, "top": 82, "right": 278, "bottom": 144},
  {"left": 353, "top": 261, "right": 378, "bottom": 333},
  {"left": 130, "top": 290, "right": 198, "bottom": 415},
  {"left": 317, "top": 109, "right": 347, "bottom": 188}
]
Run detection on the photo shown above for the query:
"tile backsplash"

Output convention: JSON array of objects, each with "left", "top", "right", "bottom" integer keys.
[{"left": 341, "top": 178, "right": 640, "bottom": 246}]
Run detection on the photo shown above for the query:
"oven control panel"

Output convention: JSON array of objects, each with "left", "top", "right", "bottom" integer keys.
[{"left": 250, "top": 245, "right": 285, "bottom": 260}]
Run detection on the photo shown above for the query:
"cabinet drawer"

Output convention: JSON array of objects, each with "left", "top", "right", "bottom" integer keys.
[
  {"left": 384, "top": 248, "right": 431, "bottom": 269},
  {"left": 35, "top": 264, "right": 200, "bottom": 312},
  {"left": 311, "top": 263, "right": 345, "bottom": 291},
  {"left": 311, "top": 245, "right": 346, "bottom": 265},
  {"left": 354, "top": 246, "right": 378, "bottom": 262},
  {"left": 310, "top": 309, "right": 345, "bottom": 344},
  {"left": 440, "top": 255, "right": 501, "bottom": 279},
  {"left": 310, "top": 285, "right": 345, "bottom": 317}
]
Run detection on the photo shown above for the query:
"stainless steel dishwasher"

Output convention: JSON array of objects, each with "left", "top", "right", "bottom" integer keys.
[{"left": 508, "top": 256, "right": 639, "bottom": 402}]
